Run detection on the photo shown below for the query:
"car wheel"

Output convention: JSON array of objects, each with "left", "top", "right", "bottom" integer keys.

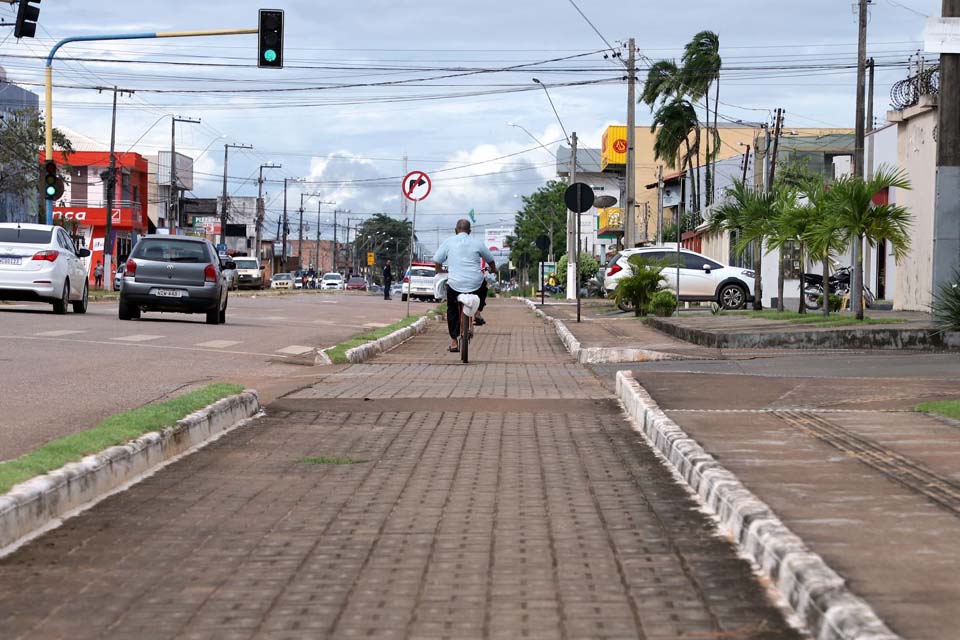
[
  {"left": 118, "top": 298, "right": 140, "bottom": 320},
  {"left": 719, "top": 283, "right": 747, "bottom": 310},
  {"left": 206, "top": 307, "right": 221, "bottom": 325},
  {"left": 616, "top": 299, "right": 634, "bottom": 313},
  {"left": 72, "top": 282, "right": 89, "bottom": 314},
  {"left": 219, "top": 295, "right": 228, "bottom": 324},
  {"left": 52, "top": 280, "right": 69, "bottom": 314}
]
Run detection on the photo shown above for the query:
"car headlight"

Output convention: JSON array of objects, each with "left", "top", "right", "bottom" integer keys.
[{"left": 741, "top": 270, "right": 755, "bottom": 278}]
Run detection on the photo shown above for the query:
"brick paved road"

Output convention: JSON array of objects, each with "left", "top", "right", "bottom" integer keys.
[{"left": 0, "top": 302, "right": 800, "bottom": 639}]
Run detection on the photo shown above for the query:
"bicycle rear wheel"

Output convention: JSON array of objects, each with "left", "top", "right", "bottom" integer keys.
[{"left": 460, "top": 306, "right": 469, "bottom": 364}]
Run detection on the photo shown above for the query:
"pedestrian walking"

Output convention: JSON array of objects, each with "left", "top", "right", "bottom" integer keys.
[
  {"left": 93, "top": 260, "right": 104, "bottom": 289},
  {"left": 383, "top": 260, "right": 393, "bottom": 300}
]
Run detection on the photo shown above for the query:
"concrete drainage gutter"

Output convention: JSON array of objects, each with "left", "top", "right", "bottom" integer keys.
[
  {"left": 0, "top": 390, "right": 261, "bottom": 554},
  {"left": 522, "top": 299, "right": 681, "bottom": 364},
  {"left": 319, "top": 315, "right": 431, "bottom": 365},
  {"left": 616, "top": 370, "right": 899, "bottom": 640}
]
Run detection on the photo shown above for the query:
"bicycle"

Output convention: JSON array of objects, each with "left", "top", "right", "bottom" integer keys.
[{"left": 458, "top": 296, "right": 474, "bottom": 364}]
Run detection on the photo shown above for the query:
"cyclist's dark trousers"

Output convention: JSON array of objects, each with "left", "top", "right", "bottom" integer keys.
[{"left": 446, "top": 282, "right": 484, "bottom": 340}]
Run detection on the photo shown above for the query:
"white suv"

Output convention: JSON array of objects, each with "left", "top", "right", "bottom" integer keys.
[
  {"left": 0, "top": 223, "right": 91, "bottom": 314},
  {"left": 604, "top": 246, "right": 755, "bottom": 310},
  {"left": 402, "top": 262, "right": 438, "bottom": 302},
  {"left": 320, "top": 272, "right": 344, "bottom": 290}
]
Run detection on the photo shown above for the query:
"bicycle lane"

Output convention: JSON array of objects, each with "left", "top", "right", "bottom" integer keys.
[{"left": 0, "top": 300, "right": 800, "bottom": 639}]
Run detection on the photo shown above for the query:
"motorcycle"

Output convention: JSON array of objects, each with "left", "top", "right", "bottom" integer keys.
[{"left": 802, "top": 265, "right": 875, "bottom": 310}]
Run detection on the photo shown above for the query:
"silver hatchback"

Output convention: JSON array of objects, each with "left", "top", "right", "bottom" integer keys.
[{"left": 119, "top": 235, "right": 232, "bottom": 324}]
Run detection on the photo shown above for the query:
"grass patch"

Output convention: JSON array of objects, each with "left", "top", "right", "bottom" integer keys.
[
  {"left": 729, "top": 310, "right": 906, "bottom": 327},
  {"left": 916, "top": 400, "right": 960, "bottom": 421},
  {"left": 300, "top": 456, "right": 368, "bottom": 465},
  {"left": 0, "top": 383, "right": 244, "bottom": 495},
  {"left": 324, "top": 314, "right": 423, "bottom": 364}
]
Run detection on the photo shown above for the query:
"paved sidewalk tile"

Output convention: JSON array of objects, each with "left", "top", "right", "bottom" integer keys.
[{"left": 0, "top": 302, "right": 800, "bottom": 640}]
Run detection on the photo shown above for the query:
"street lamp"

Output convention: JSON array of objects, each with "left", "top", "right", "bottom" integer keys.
[{"left": 532, "top": 78, "right": 570, "bottom": 144}]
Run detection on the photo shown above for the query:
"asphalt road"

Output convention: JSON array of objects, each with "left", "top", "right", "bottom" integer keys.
[{"left": 0, "top": 291, "right": 421, "bottom": 461}]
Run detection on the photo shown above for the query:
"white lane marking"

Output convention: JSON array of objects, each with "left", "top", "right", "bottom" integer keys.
[
  {"left": 0, "top": 335, "right": 294, "bottom": 359},
  {"left": 276, "top": 345, "right": 314, "bottom": 356},
  {"left": 35, "top": 330, "right": 87, "bottom": 337},
  {"left": 260, "top": 316, "right": 288, "bottom": 321},
  {"left": 312, "top": 320, "right": 336, "bottom": 325},
  {"left": 194, "top": 340, "right": 242, "bottom": 349},
  {"left": 112, "top": 334, "right": 165, "bottom": 343}
]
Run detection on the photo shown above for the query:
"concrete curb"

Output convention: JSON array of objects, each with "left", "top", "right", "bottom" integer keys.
[
  {"left": 522, "top": 299, "right": 682, "bottom": 364},
  {"left": 647, "top": 316, "right": 960, "bottom": 351},
  {"left": 0, "top": 391, "right": 261, "bottom": 554},
  {"left": 323, "top": 315, "right": 431, "bottom": 364},
  {"left": 615, "top": 370, "right": 900, "bottom": 640}
]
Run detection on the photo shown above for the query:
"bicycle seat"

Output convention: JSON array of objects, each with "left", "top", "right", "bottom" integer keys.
[{"left": 457, "top": 293, "right": 481, "bottom": 317}]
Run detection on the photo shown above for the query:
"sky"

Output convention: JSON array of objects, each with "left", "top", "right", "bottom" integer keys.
[{"left": 0, "top": 0, "right": 941, "bottom": 250}]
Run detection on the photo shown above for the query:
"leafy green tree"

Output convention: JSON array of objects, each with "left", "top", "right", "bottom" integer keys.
[
  {"left": 354, "top": 213, "right": 413, "bottom": 278},
  {"left": 641, "top": 60, "right": 684, "bottom": 107},
  {"left": 682, "top": 31, "right": 722, "bottom": 206},
  {"left": 708, "top": 180, "right": 776, "bottom": 310},
  {"left": 507, "top": 180, "right": 567, "bottom": 281},
  {"left": 829, "top": 167, "right": 912, "bottom": 320},
  {"left": 650, "top": 98, "right": 700, "bottom": 208},
  {"left": 932, "top": 268, "right": 960, "bottom": 332},
  {"left": 802, "top": 178, "right": 846, "bottom": 317},
  {"left": 556, "top": 252, "right": 600, "bottom": 288},
  {"left": 0, "top": 109, "right": 74, "bottom": 222}
]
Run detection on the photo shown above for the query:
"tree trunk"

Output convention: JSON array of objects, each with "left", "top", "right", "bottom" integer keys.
[
  {"left": 712, "top": 77, "right": 721, "bottom": 207},
  {"left": 777, "top": 249, "right": 785, "bottom": 312},
  {"left": 854, "top": 234, "right": 865, "bottom": 320},
  {"left": 694, "top": 128, "right": 702, "bottom": 212},
  {"left": 753, "top": 239, "right": 763, "bottom": 310},
  {"left": 822, "top": 253, "right": 831, "bottom": 317},
  {"left": 797, "top": 243, "right": 806, "bottom": 314},
  {"left": 704, "top": 89, "right": 711, "bottom": 209}
]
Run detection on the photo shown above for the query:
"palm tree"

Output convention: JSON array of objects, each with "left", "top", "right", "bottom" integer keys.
[
  {"left": 682, "top": 31, "right": 721, "bottom": 207},
  {"left": 650, "top": 98, "right": 700, "bottom": 207},
  {"left": 802, "top": 179, "right": 845, "bottom": 317},
  {"left": 768, "top": 185, "right": 822, "bottom": 313},
  {"left": 641, "top": 60, "right": 683, "bottom": 108},
  {"left": 829, "top": 167, "right": 913, "bottom": 320},
  {"left": 708, "top": 180, "right": 777, "bottom": 310}
]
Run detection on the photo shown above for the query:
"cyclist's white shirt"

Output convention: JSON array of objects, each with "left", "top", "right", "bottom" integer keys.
[{"left": 432, "top": 232, "right": 495, "bottom": 293}]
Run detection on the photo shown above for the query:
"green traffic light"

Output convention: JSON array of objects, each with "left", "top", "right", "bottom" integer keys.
[
  {"left": 45, "top": 185, "right": 56, "bottom": 196},
  {"left": 264, "top": 49, "right": 277, "bottom": 63}
]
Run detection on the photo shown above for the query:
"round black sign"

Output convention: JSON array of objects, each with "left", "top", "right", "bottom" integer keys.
[{"left": 564, "top": 182, "right": 595, "bottom": 213}]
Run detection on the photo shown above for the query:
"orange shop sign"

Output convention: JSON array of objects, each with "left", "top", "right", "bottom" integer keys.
[
  {"left": 53, "top": 207, "right": 142, "bottom": 229},
  {"left": 601, "top": 125, "right": 628, "bottom": 170}
]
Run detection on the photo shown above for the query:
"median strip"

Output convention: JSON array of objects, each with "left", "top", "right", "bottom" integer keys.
[
  {"left": 0, "top": 384, "right": 260, "bottom": 552},
  {"left": 321, "top": 304, "right": 445, "bottom": 365}
]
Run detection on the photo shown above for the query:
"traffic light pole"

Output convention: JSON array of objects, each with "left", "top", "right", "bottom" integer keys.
[{"left": 43, "top": 27, "right": 258, "bottom": 223}]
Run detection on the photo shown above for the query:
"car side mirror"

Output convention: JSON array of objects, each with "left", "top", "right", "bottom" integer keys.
[
  {"left": 78, "top": 248, "right": 91, "bottom": 258},
  {"left": 702, "top": 264, "right": 712, "bottom": 274},
  {"left": 225, "top": 260, "right": 237, "bottom": 270}
]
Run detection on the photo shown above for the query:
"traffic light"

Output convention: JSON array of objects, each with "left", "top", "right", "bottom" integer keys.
[
  {"left": 41, "top": 160, "right": 64, "bottom": 201},
  {"left": 14, "top": 0, "right": 41, "bottom": 39},
  {"left": 258, "top": 9, "right": 284, "bottom": 69}
]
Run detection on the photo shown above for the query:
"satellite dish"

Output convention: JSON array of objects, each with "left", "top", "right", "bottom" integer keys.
[{"left": 595, "top": 195, "right": 618, "bottom": 209}]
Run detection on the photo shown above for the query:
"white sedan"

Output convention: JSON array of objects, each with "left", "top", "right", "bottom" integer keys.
[
  {"left": 0, "top": 223, "right": 90, "bottom": 314},
  {"left": 321, "top": 272, "right": 344, "bottom": 290}
]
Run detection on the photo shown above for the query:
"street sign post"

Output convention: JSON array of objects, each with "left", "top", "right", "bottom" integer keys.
[
  {"left": 402, "top": 170, "right": 431, "bottom": 317},
  {"left": 367, "top": 252, "right": 375, "bottom": 267},
  {"left": 564, "top": 183, "right": 595, "bottom": 323}
]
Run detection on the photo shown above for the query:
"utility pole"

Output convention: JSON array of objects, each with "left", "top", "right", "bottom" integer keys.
[
  {"left": 933, "top": 0, "right": 960, "bottom": 297},
  {"left": 169, "top": 116, "right": 200, "bottom": 231},
  {"left": 298, "top": 193, "right": 307, "bottom": 264},
  {"left": 768, "top": 109, "right": 784, "bottom": 187},
  {"left": 220, "top": 143, "right": 253, "bottom": 251},
  {"left": 741, "top": 145, "right": 751, "bottom": 184},
  {"left": 256, "top": 163, "right": 281, "bottom": 262},
  {"left": 851, "top": 0, "right": 870, "bottom": 319},
  {"left": 282, "top": 178, "right": 290, "bottom": 270},
  {"left": 567, "top": 131, "right": 578, "bottom": 300},
  {"left": 97, "top": 86, "right": 132, "bottom": 287},
  {"left": 656, "top": 165, "right": 664, "bottom": 246},
  {"left": 333, "top": 210, "right": 339, "bottom": 272},
  {"left": 625, "top": 37, "right": 637, "bottom": 249}
]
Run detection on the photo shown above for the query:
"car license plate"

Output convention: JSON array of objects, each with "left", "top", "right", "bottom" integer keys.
[
  {"left": 154, "top": 288, "right": 183, "bottom": 298},
  {"left": 0, "top": 257, "right": 21, "bottom": 265}
]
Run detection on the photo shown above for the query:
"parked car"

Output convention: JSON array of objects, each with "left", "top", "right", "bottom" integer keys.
[
  {"left": 603, "top": 246, "right": 755, "bottom": 310},
  {"left": 118, "top": 235, "right": 231, "bottom": 324},
  {"left": 345, "top": 276, "right": 368, "bottom": 291},
  {"left": 402, "top": 262, "right": 438, "bottom": 302},
  {"left": 390, "top": 283, "right": 403, "bottom": 298},
  {"left": 321, "top": 272, "right": 344, "bottom": 290},
  {"left": 114, "top": 264, "right": 125, "bottom": 291},
  {"left": 271, "top": 272, "right": 294, "bottom": 289},
  {"left": 233, "top": 256, "right": 265, "bottom": 289},
  {"left": 0, "top": 223, "right": 91, "bottom": 314},
  {"left": 220, "top": 258, "right": 239, "bottom": 291}
]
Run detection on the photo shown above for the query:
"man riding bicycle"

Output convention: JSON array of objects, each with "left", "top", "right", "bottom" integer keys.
[{"left": 433, "top": 219, "right": 497, "bottom": 353}]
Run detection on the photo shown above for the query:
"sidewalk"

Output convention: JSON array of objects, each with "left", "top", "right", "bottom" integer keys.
[{"left": 0, "top": 301, "right": 799, "bottom": 639}]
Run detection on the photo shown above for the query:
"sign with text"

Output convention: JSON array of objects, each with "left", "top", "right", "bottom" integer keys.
[
  {"left": 53, "top": 207, "right": 142, "bottom": 229},
  {"left": 485, "top": 227, "right": 512, "bottom": 252}
]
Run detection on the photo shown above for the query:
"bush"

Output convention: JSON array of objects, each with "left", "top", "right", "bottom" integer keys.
[
  {"left": 613, "top": 255, "right": 668, "bottom": 317},
  {"left": 818, "top": 293, "right": 843, "bottom": 312},
  {"left": 650, "top": 290, "right": 677, "bottom": 317},
  {"left": 557, "top": 253, "right": 601, "bottom": 288},
  {"left": 933, "top": 268, "right": 960, "bottom": 332}
]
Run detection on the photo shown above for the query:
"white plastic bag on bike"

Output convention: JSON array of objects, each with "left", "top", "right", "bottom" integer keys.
[{"left": 457, "top": 293, "right": 481, "bottom": 317}]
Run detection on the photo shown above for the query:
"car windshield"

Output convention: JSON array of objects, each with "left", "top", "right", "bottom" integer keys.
[
  {"left": 274, "top": 274, "right": 292, "bottom": 280},
  {"left": 409, "top": 268, "right": 434, "bottom": 278},
  {"left": 0, "top": 228, "right": 53, "bottom": 244},
  {"left": 323, "top": 274, "right": 341, "bottom": 280},
  {"left": 233, "top": 259, "right": 258, "bottom": 269},
  {"left": 348, "top": 277, "right": 364, "bottom": 283},
  {"left": 132, "top": 240, "right": 209, "bottom": 263}
]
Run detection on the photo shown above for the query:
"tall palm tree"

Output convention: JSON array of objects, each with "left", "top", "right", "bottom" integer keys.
[
  {"left": 829, "top": 167, "right": 913, "bottom": 320},
  {"left": 804, "top": 179, "right": 846, "bottom": 317},
  {"left": 641, "top": 60, "right": 683, "bottom": 108},
  {"left": 682, "top": 31, "right": 721, "bottom": 207},
  {"left": 708, "top": 180, "right": 777, "bottom": 309},
  {"left": 650, "top": 98, "right": 699, "bottom": 207}
]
